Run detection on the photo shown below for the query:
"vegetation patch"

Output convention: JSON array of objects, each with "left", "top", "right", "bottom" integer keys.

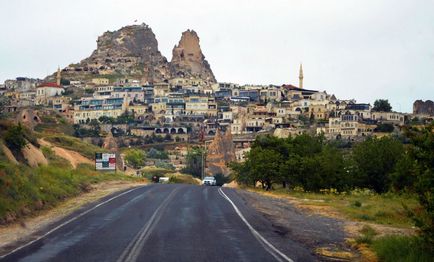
[
  {"left": 372, "top": 235, "right": 433, "bottom": 262},
  {"left": 43, "top": 134, "right": 103, "bottom": 159},
  {"left": 168, "top": 173, "right": 200, "bottom": 185},
  {"left": 0, "top": 161, "right": 139, "bottom": 224}
]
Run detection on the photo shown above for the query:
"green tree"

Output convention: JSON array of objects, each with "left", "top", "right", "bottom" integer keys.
[
  {"left": 375, "top": 123, "right": 394, "bottom": 133},
  {"left": 124, "top": 149, "right": 146, "bottom": 168},
  {"left": 352, "top": 137, "right": 404, "bottom": 193},
  {"left": 373, "top": 99, "right": 392, "bottom": 112},
  {"left": 98, "top": 116, "right": 115, "bottom": 124},
  {"left": 147, "top": 148, "right": 169, "bottom": 159},
  {"left": 182, "top": 147, "right": 205, "bottom": 178},
  {"left": 247, "top": 148, "right": 283, "bottom": 190},
  {"left": 403, "top": 124, "right": 434, "bottom": 248},
  {"left": 4, "top": 123, "right": 27, "bottom": 151}
]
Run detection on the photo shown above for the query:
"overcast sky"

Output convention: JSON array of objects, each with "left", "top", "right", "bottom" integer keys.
[{"left": 1, "top": 0, "right": 433, "bottom": 112}]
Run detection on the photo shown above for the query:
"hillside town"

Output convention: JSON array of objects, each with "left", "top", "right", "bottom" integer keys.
[
  {"left": 1, "top": 61, "right": 433, "bottom": 172},
  {"left": 0, "top": 23, "right": 433, "bottom": 175}
]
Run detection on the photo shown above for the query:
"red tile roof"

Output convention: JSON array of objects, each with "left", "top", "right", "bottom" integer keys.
[{"left": 38, "top": 82, "right": 61, "bottom": 88}]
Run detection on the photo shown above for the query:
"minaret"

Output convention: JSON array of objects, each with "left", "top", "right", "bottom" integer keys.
[
  {"left": 56, "top": 66, "right": 61, "bottom": 86},
  {"left": 299, "top": 63, "right": 303, "bottom": 89}
]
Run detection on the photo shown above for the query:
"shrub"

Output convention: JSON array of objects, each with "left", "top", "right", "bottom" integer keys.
[
  {"left": 4, "top": 123, "right": 27, "bottom": 151},
  {"left": 353, "top": 200, "right": 362, "bottom": 207},
  {"left": 355, "top": 225, "right": 377, "bottom": 244},
  {"left": 124, "top": 149, "right": 146, "bottom": 169},
  {"left": 372, "top": 235, "right": 433, "bottom": 262}
]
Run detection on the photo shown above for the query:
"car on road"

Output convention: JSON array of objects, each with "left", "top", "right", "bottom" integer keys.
[
  {"left": 202, "top": 176, "right": 216, "bottom": 186},
  {"left": 159, "top": 177, "right": 170, "bottom": 183}
]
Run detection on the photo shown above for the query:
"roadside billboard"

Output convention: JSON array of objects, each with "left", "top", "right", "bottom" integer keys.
[{"left": 95, "top": 153, "right": 116, "bottom": 171}]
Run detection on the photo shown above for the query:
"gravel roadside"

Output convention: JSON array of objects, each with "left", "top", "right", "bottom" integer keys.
[{"left": 234, "top": 189, "right": 357, "bottom": 261}]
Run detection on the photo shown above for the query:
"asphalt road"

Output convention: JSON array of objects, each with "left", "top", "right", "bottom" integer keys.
[{"left": 0, "top": 184, "right": 318, "bottom": 262}]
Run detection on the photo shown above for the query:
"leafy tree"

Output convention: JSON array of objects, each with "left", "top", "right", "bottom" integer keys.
[
  {"left": 390, "top": 152, "right": 416, "bottom": 192},
  {"left": 214, "top": 173, "right": 230, "bottom": 186},
  {"left": 246, "top": 147, "right": 283, "bottom": 190},
  {"left": 98, "top": 116, "right": 115, "bottom": 124},
  {"left": 155, "top": 160, "right": 175, "bottom": 170},
  {"left": 115, "top": 112, "right": 135, "bottom": 124},
  {"left": 147, "top": 148, "right": 169, "bottom": 159},
  {"left": 402, "top": 124, "right": 434, "bottom": 248},
  {"left": 352, "top": 137, "right": 404, "bottom": 193},
  {"left": 182, "top": 147, "right": 205, "bottom": 178},
  {"left": 4, "top": 123, "right": 27, "bottom": 151},
  {"left": 124, "top": 149, "right": 146, "bottom": 169},
  {"left": 60, "top": 78, "right": 70, "bottom": 86},
  {"left": 374, "top": 123, "right": 394, "bottom": 133},
  {"left": 373, "top": 99, "right": 392, "bottom": 112}
]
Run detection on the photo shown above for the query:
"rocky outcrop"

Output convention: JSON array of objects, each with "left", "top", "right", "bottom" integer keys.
[
  {"left": 21, "top": 141, "right": 48, "bottom": 167},
  {"left": 170, "top": 30, "right": 216, "bottom": 83},
  {"left": 413, "top": 100, "right": 434, "bottom": 116},
  {"left": 206, "top": 129, "right": 235, "bottom": 176},
  {"left": 55, "top": 24, "right": 216, "bottom": 84},
  {"left": 61, "top": 24, "right": 170, "bottom": 83}
]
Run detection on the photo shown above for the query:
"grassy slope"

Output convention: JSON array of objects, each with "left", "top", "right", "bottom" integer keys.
[
  {"left": 0, "top": 125, "right": 139, "bottom": 224},
  {"left": 249, "top": 187, "right": 419, "bottom": 228},
  {"left": 42, "top": 134, "right": 103, "bottom": 160}
]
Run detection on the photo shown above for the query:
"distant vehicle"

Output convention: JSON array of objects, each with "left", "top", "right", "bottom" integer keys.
[
  {"left": 159, "top": 177, "right": 170, "bottom": 183},
  {"left": 202, "top": 176, "right": 216, "bottom": 186}
]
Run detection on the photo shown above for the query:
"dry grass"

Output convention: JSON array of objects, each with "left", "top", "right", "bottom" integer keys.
[{"left": 247, "top": 187, "right": 419, "bottom": 229}]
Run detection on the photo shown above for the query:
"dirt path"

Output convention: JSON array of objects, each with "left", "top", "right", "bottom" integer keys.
[
  {"left": 0, "top": 181, "right": 146, "bottom": 255},
  {"left": 38, "top": 139, "right": 93, "bottom": 168}
]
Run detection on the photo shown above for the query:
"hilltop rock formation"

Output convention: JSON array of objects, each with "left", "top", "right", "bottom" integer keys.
[
  {"left": 206, "top": 129, "right": 235, "bottom": 176},
  {"left": 61, "top": 24, "right": 170, "bottom": 83},
  {"left": 54, "top": 24, "right": 216, "bottom": 84},
  {"left": 170, "top": 30, "right": 216, "bottom": 83},
  {"left": 413, "top": 100, "right": 434, "bottom": 116}
]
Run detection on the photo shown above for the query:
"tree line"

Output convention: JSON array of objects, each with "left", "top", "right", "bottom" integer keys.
[{"left": 230, "top": 123, "right": 434, "bottom": 248}]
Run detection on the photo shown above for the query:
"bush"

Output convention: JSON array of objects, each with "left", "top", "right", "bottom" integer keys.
[
  {"left": 147, "top": 148, "right": 169, "bottom": 159},
  {"left": 355, "top": 225, "right": 377, "bottom": 244},
  {"left": 353, "top": 200, "right": 362, "bottom": 207},
  {"left": 124, "top": 149, "right": 146, "bottom": 169},
  {"left": 168, "top": 174, "right": 199, "bottom": 185},
  {"left": 214, "top": 173, "right": 230, "bottom": 186},
  {"left": 4, "top": 124, "right": 27, "bottom": 151},
  {"left": 372, "top": 235, "right": 433, "bottom": 262},
  {"left": 374, "top": 123, "right": 394, "bottom": 133}
]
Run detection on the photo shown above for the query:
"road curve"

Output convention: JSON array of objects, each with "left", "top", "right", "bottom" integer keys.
[{"left": 0, "top": 184, "right": 317, "bottom": 262}]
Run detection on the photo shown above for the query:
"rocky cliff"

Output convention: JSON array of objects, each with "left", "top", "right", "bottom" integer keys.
[
  {"left": 206, "top": 129, "right": 235, "bottom": 176},
  {"left": 55, "top": 24, "right": 216, "bottom": 84},
  {"left": 413, "top": 100, "right": 434, "bottom": 116},
  {"left": 170, "top": 30, "right": 216, "bottom": 82}
]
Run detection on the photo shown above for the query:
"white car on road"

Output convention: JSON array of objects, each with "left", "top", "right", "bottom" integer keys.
[{"left": 202, "top": 176, "right": 217, "bottom": 186}]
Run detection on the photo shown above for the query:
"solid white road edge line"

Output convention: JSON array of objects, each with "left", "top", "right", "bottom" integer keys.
[
  {"left": 218, "top": 188, "right": 294, "bottom": 262},
  {"left": 0, "top": 185, "right": 147, "bottom": 259}
]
